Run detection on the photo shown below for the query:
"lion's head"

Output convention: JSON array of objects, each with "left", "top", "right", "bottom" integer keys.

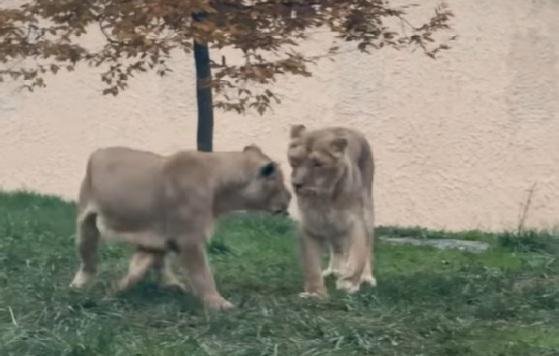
[
  {"left": 239, "top": 144, "right": 292, "bottom": 215},
  {"left": 287, "top": 124, "right": 349, "bottom": 198}
]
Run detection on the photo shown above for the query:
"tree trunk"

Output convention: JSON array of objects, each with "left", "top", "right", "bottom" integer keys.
[{"left": 193, "top": 14, "right": 214, "bottom": 152}]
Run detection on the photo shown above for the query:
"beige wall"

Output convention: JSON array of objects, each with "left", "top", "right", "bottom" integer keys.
[{"left": 1, "top": 0, "right": 558, "bottom": 231}]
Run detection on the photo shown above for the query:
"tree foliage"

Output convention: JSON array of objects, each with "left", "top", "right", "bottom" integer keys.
[{"left": 0, "top": 0, "right": 454, "bottom": 115}]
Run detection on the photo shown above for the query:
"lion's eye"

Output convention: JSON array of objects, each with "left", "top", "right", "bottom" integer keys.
[{"left": 313, "top": 161, "right": 323, "bottom": 168}]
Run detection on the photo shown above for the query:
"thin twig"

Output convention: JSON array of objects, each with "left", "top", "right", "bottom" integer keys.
[
  {"left": 8, "top": 306, "right": 17, "bottom": 326},
  {"left": 517, "top": 182, "right": 537, "bottom": 234}
]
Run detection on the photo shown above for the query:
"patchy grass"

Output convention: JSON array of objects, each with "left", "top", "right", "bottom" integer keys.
[{"left": 0, "top": 190, "right": 558, "bottom": 355}]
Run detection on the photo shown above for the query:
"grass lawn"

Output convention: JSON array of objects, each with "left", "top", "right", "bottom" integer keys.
[{"left": 0, "top": 191, "right": 558, "bottom": 355}]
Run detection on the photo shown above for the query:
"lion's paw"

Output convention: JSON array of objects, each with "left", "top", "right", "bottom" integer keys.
[
  {"left": 336, "top": 279, "right": 360, "bottom": 294},
  {"left": 361, "top": 275, "right": 377, "bottom": 287},
  {"left": 322, "top": 268, "right": 341, "bottom": 278},
  {"left": 298, "top": 291, "right": 327, "bottom": 299},
  {"left": 204, "top": 295, "right": 234, "bottom": 311},
  {"left": 69, "top": 270, "right": 94, "bottom": 289}
]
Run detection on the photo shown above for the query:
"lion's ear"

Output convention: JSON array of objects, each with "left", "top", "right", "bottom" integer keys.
[
  {"left": 243, "top": 144, "right": 262, "bottom": 154},
  {"left": 330, "top": 137, "right": 348, "bottom": 153},
  {"left": 259, "top": 162, "right": 276, "bottom": 177},
  {"left": 290, "top": 124, "right": 306, "bottom": 139}
]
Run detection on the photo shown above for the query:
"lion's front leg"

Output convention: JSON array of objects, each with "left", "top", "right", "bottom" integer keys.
[
  {"left": 299, "top": 230, "right": 327, "bottom": 298},
  {"left": 178, "top": 238, "right": 233, "bottom": 311},
  {"left": 335, "top": 221, "right": 369, "bottom": 294}
]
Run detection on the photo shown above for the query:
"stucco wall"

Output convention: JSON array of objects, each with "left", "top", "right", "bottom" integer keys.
[{"left": 1, "top": 0, "right": 558, "bottom": 231}]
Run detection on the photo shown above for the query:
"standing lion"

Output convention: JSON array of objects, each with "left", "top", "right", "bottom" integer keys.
[{"left": 287, "top": 125, "right": 376, "bottom": 297}]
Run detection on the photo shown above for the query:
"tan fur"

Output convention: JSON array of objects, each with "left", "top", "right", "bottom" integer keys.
[
  {"left": 69, "top": 145, "right": 291, "bottom": 310},
  {"left": 288, "top": 125, "right": 376, "bottom": 297}
]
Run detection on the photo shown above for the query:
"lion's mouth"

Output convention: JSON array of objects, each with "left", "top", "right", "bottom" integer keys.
[
  {"left": 272, "top": 208, "right": 289, "bottom": 216},
  {"left": 294, "top": 187, "right": 334, "bottom": 200},
  {"left": 294, "top": 186, "right": 318, "bottom": 196}
]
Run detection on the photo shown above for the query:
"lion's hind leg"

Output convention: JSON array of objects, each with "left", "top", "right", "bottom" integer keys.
[
  {"left": 335, "top": 222, "right": 369, "bottom": 294},
  {"left": 112, "top": 249, "right": 159, "bottom": 292},
  {"left": 360, "top": 254, "right": 377, "bottom": 287},
  {"left": 156, "top": 253, "right": 189, "bottom": 293},
  {"left": 322, "top": 243, "right": 345, "bottom": 278}
]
